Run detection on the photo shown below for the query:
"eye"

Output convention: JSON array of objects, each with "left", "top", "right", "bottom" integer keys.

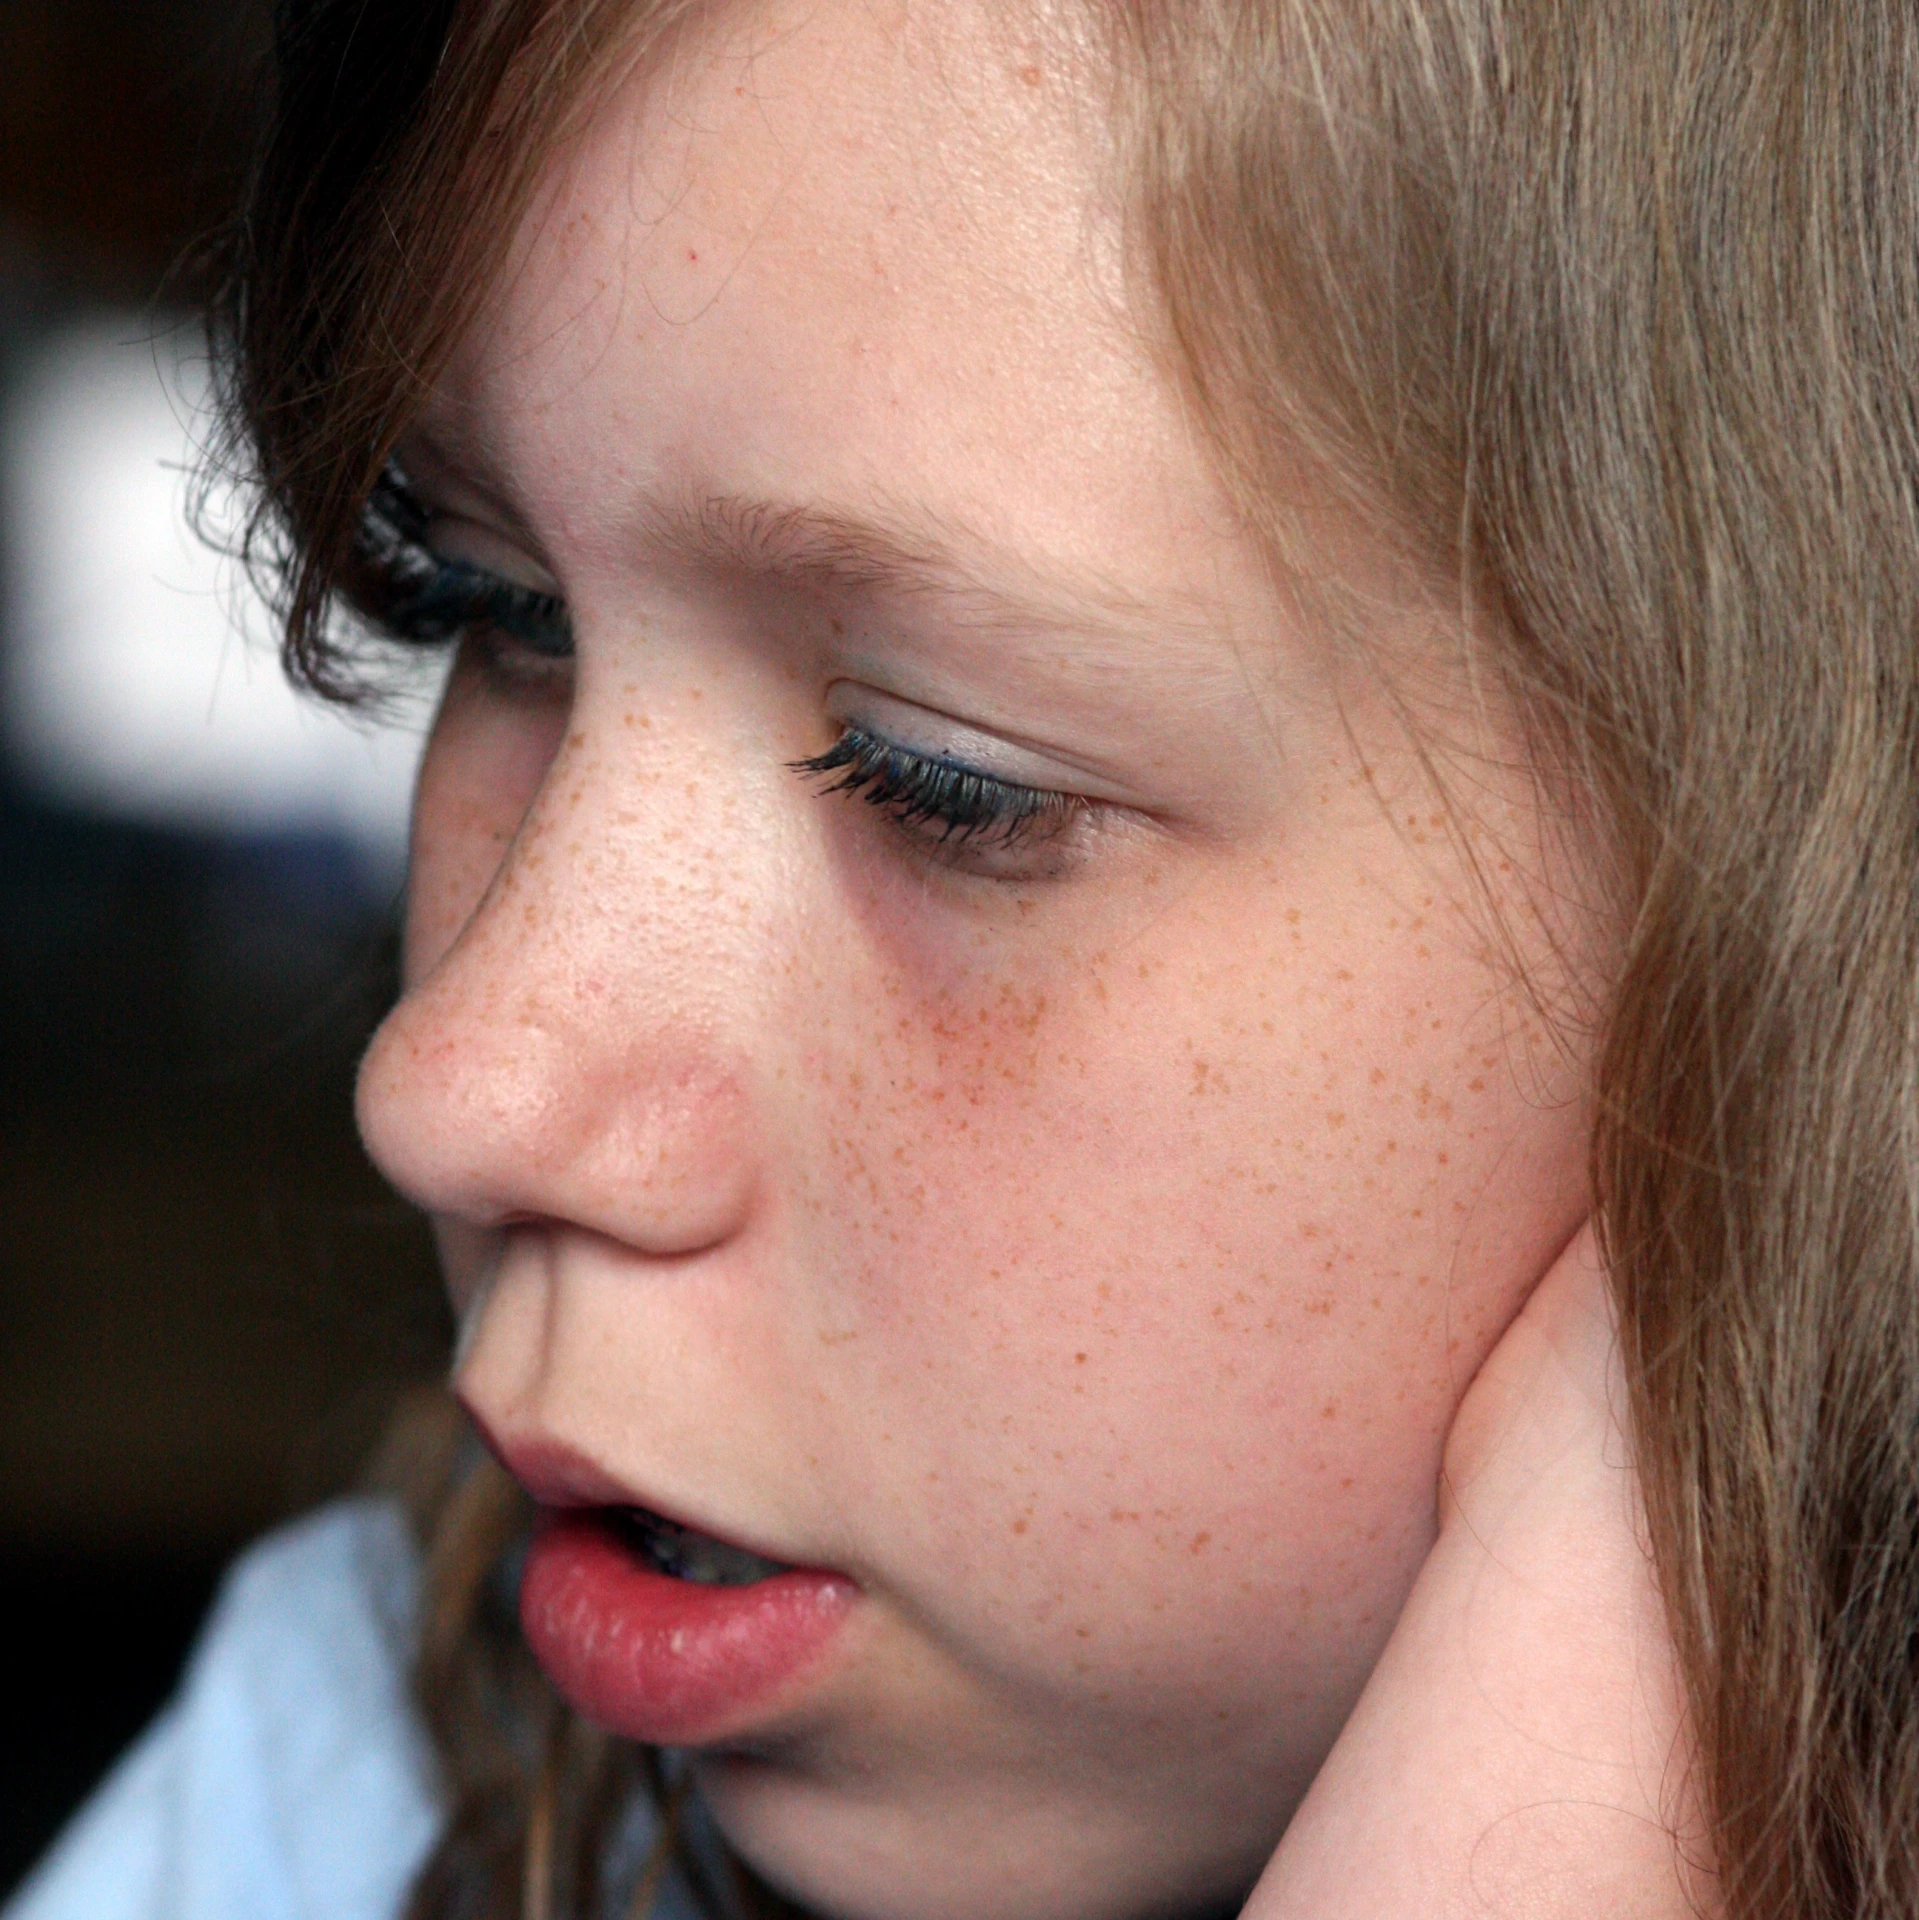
[
  {"left": 794, "top": 724, "right": 1084, "bottom": 877},
  {"left": 347, "top": 463, "right": 574, "bottom": 663}
]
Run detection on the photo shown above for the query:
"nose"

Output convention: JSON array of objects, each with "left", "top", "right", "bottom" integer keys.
[{"left": 356, "top": 706, "right": 763, "bottom": 1258}]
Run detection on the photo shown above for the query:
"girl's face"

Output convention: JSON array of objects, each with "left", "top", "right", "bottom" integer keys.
[{"left": 356, "top": 5, "right": 1595, "bottom": 1917}]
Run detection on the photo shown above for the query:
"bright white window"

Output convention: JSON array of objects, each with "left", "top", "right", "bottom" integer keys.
[{"left": 2, "top": 315, "right": 438, "bottom": 882}]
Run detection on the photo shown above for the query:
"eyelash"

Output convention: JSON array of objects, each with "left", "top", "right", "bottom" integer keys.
[
  {"left": 793, "top": 727, "right": 1077, "bottom": 851},
  {"left": 349, "top": 465, "right": 574, "bottom": 660},
  {"left": 352, "top": 470, "right": 1074, "bottom": 861}
]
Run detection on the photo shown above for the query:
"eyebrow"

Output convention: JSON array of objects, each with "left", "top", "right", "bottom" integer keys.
[
  {"left": 399, "top": 420, "right": 1188, "bottom": 644},
  {"left": 632, "top": 487, "right": 1163, "bottom": 640}
]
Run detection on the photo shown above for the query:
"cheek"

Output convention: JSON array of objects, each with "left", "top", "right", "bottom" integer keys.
[{"left": 791, "top": 867, "right": 1586, "bottom": 1704}]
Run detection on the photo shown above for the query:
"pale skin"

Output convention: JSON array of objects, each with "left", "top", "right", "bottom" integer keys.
[
  {"left": 1249, "top": 1225, "right": 1714, "bottom": 1917},
  {"left": 353, "top": 3, "right": 1705, "bottom": 1915}
]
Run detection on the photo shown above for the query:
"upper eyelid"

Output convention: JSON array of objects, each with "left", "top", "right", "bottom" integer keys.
[
  {"left": 422, "top": 513, "right": 564, "bottom": 599},
  {"left": 809, "top": 725, "right": 1067, "bottom": 799},
  {"left": 381, "top": 445, "right": 546, "bottom": 551},
  {"left": 798, "top": 727, "right": 1081, "bottom": 855},
  {"left": 366, "top": 464, "right": 548, "bottom": 578},
  {"left": 821, "top": 679, "right": 1154, "bottom": 806},
  {"left": 354, "top": 469, "right": 573, "bottom": 654},
  {"left": 889, "top": 738, "right": 1058, "bottom": 800}
]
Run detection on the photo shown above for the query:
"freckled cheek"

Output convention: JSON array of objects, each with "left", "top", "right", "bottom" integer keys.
[
  {"left": 805, "top": 977, "right": 1421, "bottom": 1530},
  {"left": 798, "top": 940, "right": 1556, "bottom": 1665}
]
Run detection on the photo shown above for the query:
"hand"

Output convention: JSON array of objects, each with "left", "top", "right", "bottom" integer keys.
[{"left": 1240, "top": 1224, "right": 1719, "bottom": 1917}]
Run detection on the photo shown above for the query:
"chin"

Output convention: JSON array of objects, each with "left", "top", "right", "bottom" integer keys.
[{"left": 690, "top": 1750, "right": 1267, "bottom": 1920}]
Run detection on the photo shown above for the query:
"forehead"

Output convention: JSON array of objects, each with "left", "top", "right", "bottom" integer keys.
[{"left": 431, "top": 0, "right": 1252, "bottom": 607}]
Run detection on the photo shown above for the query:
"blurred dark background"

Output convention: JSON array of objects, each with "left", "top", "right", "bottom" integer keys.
[{"left": 1, "top": 0, "right": 451, "bottom": 1891}]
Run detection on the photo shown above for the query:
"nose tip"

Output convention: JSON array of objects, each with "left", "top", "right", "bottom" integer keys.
[{"left": 356, "top": 980, "right": 759, "bottom": 1258}]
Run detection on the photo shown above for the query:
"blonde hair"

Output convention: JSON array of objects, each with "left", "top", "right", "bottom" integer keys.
[
  {"left": 1115, "top": 10, "right": 1919, "bottom": 1914},
  {"left": 221, "top": 2, "right": 1919, "bottom": 1915}
]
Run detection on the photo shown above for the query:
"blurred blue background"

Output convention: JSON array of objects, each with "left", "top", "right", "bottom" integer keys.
[{"left": 0, "top": 1, "right": 451, "bottom": 1888}]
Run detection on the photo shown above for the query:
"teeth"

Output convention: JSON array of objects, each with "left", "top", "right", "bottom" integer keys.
[{"left": 619, "top": 1508, "right": 787, "bottom": 1587}]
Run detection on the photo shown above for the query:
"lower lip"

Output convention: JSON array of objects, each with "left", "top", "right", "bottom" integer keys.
[{"left": 519, "top": 1509, "right": 858, "bottom": 1744}]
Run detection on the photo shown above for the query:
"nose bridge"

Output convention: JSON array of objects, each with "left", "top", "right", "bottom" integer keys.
[{"left": 359, "top": 705, "right": 766, "bottom": 1252}]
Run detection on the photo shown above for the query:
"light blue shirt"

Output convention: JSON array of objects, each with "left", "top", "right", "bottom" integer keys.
[{"left": 4, "top": 1500, "right": 692, "bottom": 1920}]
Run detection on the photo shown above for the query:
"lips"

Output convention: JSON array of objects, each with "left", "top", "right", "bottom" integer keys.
[
  {"left": 462, "top": 1413, "right": 860, "bottom": 1741},
  {"left": 520, "top": 1507, "right": 858, "bottom": 1743},
  {"left": 616, "top": 1505, "right": 789, "bottom": 1586}
]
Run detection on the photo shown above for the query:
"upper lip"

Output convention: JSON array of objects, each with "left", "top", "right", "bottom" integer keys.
[{"left": 460, "top": 1391, "right": 798, "bottom": 1563}]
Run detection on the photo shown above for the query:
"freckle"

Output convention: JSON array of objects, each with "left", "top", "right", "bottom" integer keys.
[
  {"left": 1339, "top": 1477, "right": 1354, "bottom": 1489},
  {"left": 1189, "top": 1531, "right": 1211, "bottom": 1554},
  {"left": 1369, "top": 1067, "right": 1386, "bottom": 1085},
  {"left": 1075, "top": 1625, "right": 1092, "bottom": 1639},
  {"left": 1075, "top": 1352, "right": 1087, "bottom": 1364},
  {"left": 1012, "top": 1518, "right": 1028, "bottom": 1534},
  {"left": 1326, "top": 1111, "right": 1345, "bottom": 1128},
  {"left": 1468, "top": 1077, "right": 1485, "bottom": 1092},
  {"left": 1321, "top": 1401, "right": 1339, "bottom": 1419}
]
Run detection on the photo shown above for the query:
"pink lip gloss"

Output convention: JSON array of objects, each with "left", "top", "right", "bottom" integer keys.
[{"left": 520, "top": 1508, "right": 859, "bottom": 1744}]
